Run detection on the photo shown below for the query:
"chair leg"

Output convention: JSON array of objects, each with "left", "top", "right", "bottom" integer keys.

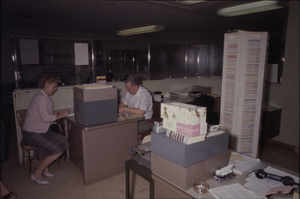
[
  {"left": 22, "top": 149, "right": 26, "bottom": 168},
  {"left": 26, "top": 150, "right": 31, "bottom": 178},
  {"left": 57, "top": 156, "right": 60, "bottom": 171}
]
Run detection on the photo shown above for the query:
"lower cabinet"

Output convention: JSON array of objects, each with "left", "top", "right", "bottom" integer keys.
[{"left": 152, "top": 174, "right": 194, "bottom": 199}]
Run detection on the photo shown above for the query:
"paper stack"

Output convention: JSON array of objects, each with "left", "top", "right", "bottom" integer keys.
[
  {"left": 75, "top": 83, "right": 113, "bottom": 90},
  {"left": 228, "top": 152, "right": 261, "bottom": 175}
]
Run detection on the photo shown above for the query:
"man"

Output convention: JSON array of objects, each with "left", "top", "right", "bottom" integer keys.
[{"left": 119, "top": 75, "right": 153, "bottom": 133}]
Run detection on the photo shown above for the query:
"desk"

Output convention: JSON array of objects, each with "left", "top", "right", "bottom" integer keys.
[
  {"left": 65, "top": 114, "right": 144, "bottom": 185},
  {"left": 125, "top": 159, "right": 154, "bottom": 199},
  {"left": 152, "top": 161, "right": 299, "bottom": 198}
]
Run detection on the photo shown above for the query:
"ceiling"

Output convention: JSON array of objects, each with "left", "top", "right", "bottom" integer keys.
[{"left": 2, "top": 1, "right": 289, "bottom": 38}]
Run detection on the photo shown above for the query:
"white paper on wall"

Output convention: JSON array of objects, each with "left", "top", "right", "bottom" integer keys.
[
  {"left": 19, "top": 39, "right": 39, "bottom": 65},
  {"left": 74, "top": 43, "right": 89, "bottom": 65}
]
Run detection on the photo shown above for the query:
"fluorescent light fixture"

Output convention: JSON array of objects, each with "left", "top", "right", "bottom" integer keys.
[
  {"left": 177, "top": 0, "right": 205, "bottom": 5},
  {"left": 117, "top": 25, "right": 164, "bottom": 36},
  {"left": 217, "top": 1, "right": 283, "bottom": 17}
]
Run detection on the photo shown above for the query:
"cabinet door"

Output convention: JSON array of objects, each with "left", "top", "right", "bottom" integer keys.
[{"left": 66, "top": 119, "right": 84, "bottom": 171}]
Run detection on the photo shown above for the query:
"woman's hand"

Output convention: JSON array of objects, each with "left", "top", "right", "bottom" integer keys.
[
  {"left": 55, "top": 110, "right": 70, "bottom": 120},
  {"left": 54, "top": 110, "right": 62, "bottom": 115}
]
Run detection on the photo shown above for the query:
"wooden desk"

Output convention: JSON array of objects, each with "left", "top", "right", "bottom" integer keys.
[
  {"left": 125, "top": 159, "right": 154, "bottom": 199},
  {"left": 65, "top": 115, "right": 144, "bottom": 185}
]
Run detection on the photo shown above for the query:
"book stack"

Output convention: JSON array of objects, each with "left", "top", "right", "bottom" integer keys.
[{"left": 160, "top": 102, "right": 208, "bottom": 145}]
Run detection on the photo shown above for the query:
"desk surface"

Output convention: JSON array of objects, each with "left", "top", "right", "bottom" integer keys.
[
  {"left": 66, "top": 114, "right": 144, "bottom": 131},
  {"left": 154, "top": 161, "right": 299, "bottom": 198}
]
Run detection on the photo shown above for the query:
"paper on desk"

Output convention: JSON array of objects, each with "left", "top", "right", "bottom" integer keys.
[
  {"left": 228, "top": 152, "right": 261, "bottom": 175},
  {"left": 208, "top": 183, "right": 265, "bottom": 199},
  {"left": 246, "top": 166, "right": 300, "bottom": 190},
  {"left": 67, "top": 108, "right": 74, "bottom": 117},
  {"left": 244, "top": 181, "right": 269, "bottom": 197}
]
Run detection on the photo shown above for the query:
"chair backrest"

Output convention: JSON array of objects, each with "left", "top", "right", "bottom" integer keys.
[
  {"left": 152, "top": 101, "right": 161, "bottom": 119},
  {"left": 16, "top": 109, "right": 27, "bottom": 128}
]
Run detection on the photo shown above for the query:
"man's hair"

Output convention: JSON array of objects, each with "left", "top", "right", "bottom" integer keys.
[
  {"left": 38, "top": 75, "right": 61, "bottom": 89},
  {"left": 124, "top": 75, "right": 140, "bottom": 87}
]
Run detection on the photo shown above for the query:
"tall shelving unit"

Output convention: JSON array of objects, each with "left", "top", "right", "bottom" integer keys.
[{"left": 220, "top": 31, "right": 269, "bottom": 158}]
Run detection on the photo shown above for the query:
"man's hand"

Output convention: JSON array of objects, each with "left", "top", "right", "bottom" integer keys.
[{"left": 118, "top": 106, "right": 127, "bottom": 113}]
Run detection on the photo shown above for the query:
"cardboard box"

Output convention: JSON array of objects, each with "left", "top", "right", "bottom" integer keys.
[
  {"left": 161, "top": 102, "right": 206, "bottom": 134},
  {"left": 161, "top": 102, "right": 206, "bottom": 125},
  {"left": 151, "top": 131, "right": 229, "bottom": 167},
  {"left": 151, "top": 152, "right": 229, "bottom": 190},
  {"left": 75, "top": 110, "right": 118, "bottom": 126},
  {"left": 73, "top": 87, "right": 117, "bottom": 102},
  {"left": 164, "top": 120, "right": 207, "bottom": 137},
  {"left": 74, "top": 99, "right": 118, "bottom": 126}
]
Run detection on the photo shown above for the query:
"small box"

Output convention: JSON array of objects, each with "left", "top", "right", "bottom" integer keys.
[
  {"left": 151, "top": 152, "right": 229, "bottom": 190},
  {"left": 161, "top": 102, "right": 206, "bottom": 134},
  {"left": 151, "top": 131, "right": 229, "bottom": 167},
  {"left": 164, "top": 120, "right": 207, "bottom": 137},
  {"left": 73, "top": 87, "right": 117, "bottom": 102}
]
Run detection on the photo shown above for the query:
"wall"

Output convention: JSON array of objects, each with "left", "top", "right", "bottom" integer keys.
[
  {"left": 266, "top": 1, "right": 299, "bottom": 146},
  {"left": 2, "top": 2, "right": 299, "bottom": 149}
]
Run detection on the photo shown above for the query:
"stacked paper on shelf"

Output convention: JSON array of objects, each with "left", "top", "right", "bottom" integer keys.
[
  {"left": 191, "top": 85, "right": 212, "bottom": 95},
  {"left": 228, "top": 152, "right": 261, "bottom": 175},
  {"left": 75, "top": 83, "right": 113, "bottom": 90}
]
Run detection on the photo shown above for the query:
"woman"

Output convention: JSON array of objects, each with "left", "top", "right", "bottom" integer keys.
[{"left": 22, "top": 75, "right": 70, "bottom": 185}]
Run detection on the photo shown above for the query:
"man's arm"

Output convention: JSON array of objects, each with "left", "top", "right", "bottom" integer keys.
[
  {"left": 125, "top": 107, "right": 145, "bottom": 115},
  {"left": 118, "top": 101, "right": 127, "bottom": 113},
  {"left": 118, "top": 101, "right": 145, "bottom": 115}
]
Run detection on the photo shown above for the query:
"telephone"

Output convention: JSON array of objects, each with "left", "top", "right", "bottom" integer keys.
[{"left": 255, "top": 169, "right": 299, "bottom": 186}]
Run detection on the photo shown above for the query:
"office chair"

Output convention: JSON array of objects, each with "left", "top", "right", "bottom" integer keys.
[
  {"left": 138, "top": 101, "right": 163, "bottom": 141},
  {"left": 16, "top": 109, "right": 60, "bottom": 178}
]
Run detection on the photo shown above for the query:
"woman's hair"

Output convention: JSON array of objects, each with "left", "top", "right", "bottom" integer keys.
[
  {"left": 38, "top": 75, "right": 61, "bottom": 89},
  {"left": 124, "top": 75, "right": 140, "bottom": 87}
]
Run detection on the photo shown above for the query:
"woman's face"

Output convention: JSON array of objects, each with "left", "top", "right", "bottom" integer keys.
[{"left": 43, "top": 82, "right": 58, "bottom": 96}]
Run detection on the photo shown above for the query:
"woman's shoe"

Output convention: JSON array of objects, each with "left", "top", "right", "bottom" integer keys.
[
  {"left": 43, "top": 171, "right": 54, "bottom": 177},
  {"left": 30, "top": 174, "right": 49, "bottom": 185}
]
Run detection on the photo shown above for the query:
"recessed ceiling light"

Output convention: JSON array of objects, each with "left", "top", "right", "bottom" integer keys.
[
  {"left": 177, "top": 0, "right": 205, "bottom": 5},
  {"left": 117, "top": 25, "right": 164, "bottom": 36},
  {"left": 217, "top": 1, "right": 283, "bottom": 17}
]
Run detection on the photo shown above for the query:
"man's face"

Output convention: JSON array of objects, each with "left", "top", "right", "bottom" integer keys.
[{"left": 125, "top": 82, "right": 139, "bottom": 95}]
